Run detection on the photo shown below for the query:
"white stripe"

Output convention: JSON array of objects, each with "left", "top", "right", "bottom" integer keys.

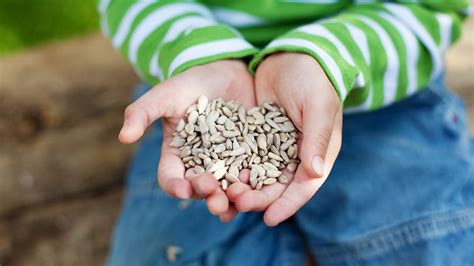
[
  {"left": 150, "top": 16, "right": 217, "bottom": 81},
  {"left": 100, "top": 17, "right": 111, "bottom": 36},
  {"left": 279, "top": 0, "right": 339, "bottom": 3},
  {"left": 129, "top": 3, "right": 213, "bottom": 64},
  {"left": 344, "top": 24, "right": 370, "bottom": 65},
  {"left": 378, "top": 12, "right": 419, "bottom": 96},
  {"left": 298, "top": 24, "right": 365, "bottom": 88},
  {"left": 355, "top": 15, "right": 399, "bottom": 106},
  {"left": 112, "top": 1, "right": 156, "bottom": 48},
  {"left": 354, "top": 0, "right": 376, "bottom": 4},
  {"left": 163, "top": 16, "right": 216, "bottom": 43},
  {"left": 384, "top": 3, "right": 442, "bottom": 80},
  {"left": 343, "top": 24, "right": 373, "bottom": 111},
  {"left": 150, "top": 52, "right": 163, "bottom": 81},
  {"left": 167, "top": 38, "right": 254, "bottom": 78},
  {"left": 268, "top": 38, "right": 348, "bottom": 99},
  {"left": 211, "top": 8, "right": 267, "bottom": 28},
  {"left": 98, "top": 0, "right": 112, "bottom": 14},
  {"left": 436, "top": 13, "right": 453, "bottom": 53}
]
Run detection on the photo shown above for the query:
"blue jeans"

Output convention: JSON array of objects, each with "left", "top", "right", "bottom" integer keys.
[{"left": 107, "top": 76, "right": 474, "bottom": 266}]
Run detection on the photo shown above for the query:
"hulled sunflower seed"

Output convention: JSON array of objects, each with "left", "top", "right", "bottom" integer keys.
[
  {"left": 286, "top": 162, "right": 297, "bottom": 173},
  {"left": 278, "top": 175, "right": 289, "bottom": 184},
  {"left": 172, "top": 96, "right": 299, "bottom": 190},
  {"left": 263, "top": 177, "right": 277, "bottom": 185},
  {"left": 197, "top": 95, "right": 208, "bottom": 114}
]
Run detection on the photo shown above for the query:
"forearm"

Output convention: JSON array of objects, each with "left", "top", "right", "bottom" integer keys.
[
  {"left": 97, "top": 0, "right": 258, "bottom": 85},
  {"left": 250, "top": 1, "right": 468, "bottom": 111}
]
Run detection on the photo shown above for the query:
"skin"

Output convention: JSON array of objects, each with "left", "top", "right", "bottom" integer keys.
[
  {"left": 227, "top": 53, "right": 343, "bottom": 226},
  {"left": 119, "top": 53, "right": 343, "bottom": 226},
  {"left": 118, "top": 60, "right": 256, "bottom": 217}
]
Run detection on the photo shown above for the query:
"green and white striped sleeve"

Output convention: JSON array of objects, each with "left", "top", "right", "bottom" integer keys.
[
  {"left": 249, "top": 1, "right": 468, "bottom": 112},
  {"left": 97, "top": 0, "right": 259, "bottom": 85}
]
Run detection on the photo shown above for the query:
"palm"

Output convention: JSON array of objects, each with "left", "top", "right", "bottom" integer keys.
[
  {"left": 229, "top": 53, "right": 342, "bottom": 226},
  {"left": 155, "top": 60, "right": 257, "bottom": 216}
]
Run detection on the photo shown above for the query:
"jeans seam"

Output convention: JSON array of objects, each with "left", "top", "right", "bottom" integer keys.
[{"left": 314, "top": 207, "right": 474, "bottom": 263}]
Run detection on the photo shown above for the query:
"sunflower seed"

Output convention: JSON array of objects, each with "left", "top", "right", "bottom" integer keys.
[
  {"left": 194, "top": 165, "right": 205, "bottom": 175},
  {"left": 229, "top": 146, "right": 246, "bottom": 156},
  {"left": 225, "top": 119, "right": 235, "bottom": 130},
  {"left": 268, "top": 152, "right": 283, "bottom": 161},
  {"left": 263, "top": 162, "right": 278, "bottom": 172},
  {"left": 176, "top": 119, "right": 186, "bottom": 131},
  {"left": 263, "top": 101, "right": 277, "bottom": 111},
  {"left": 238, "top": 106, "right": 246, "bottom": 123},
  {"left": 207, "top": 110, "right": 219, "bottom": 124},
  {"left": 208, "top": 160, "right": 225, "bottom": 173},
  {"left": 221, "top": 179, "right": 229, "bottom": 190},
  {"left": 172, "top": 96, "right": 299, "bottom": 191},
  {"left": 223, "top": 130, "right": 239, "bottom": 138},
  {"left": 266, "top": 169, "right": 281, "bottom": 178},
  {"left": 217, "top": 115, "right": 227, "bottom": 125},
  {"left": 257, "top": 134, "right": 267, "bottom": 150},
  {"left": 170, "top": 137, "right": 185, "bottom": 148},
  {"left": 198, "top": 95, "right": 208, "bottom": 114},
  {"left": 263, "top": 177, "right": 277, "bottom": 185},
  {"left": 281, "top": 138, "right": 296, "bottom": 150},
  {"left": 281, "top": 150, "right": 290, "bottom": 163},
  {"left": 213, "top": 167, "right": 227, "bottom": 180},
  {"left": 286, "top": 162, "right": 297, "bottom": 173},
  {"left": 188, "top": 111, "right": 199, "bottom": 124},
  {"left": 180, "top": 147, "right": 192, "bottom": 158},
  {"left": 222, "top": 106, "right": 233, "bottom": 117},
  {"left": 278, "top": 175, "right": 289, "bottom": 184}
]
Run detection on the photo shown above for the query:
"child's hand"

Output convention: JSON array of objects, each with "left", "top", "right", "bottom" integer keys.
[
  {"left": 118, "top": 60, "right": 256, "bottom": 218},
  {"left": 230, "top": 53, "right": 343, "bottom": 226}
]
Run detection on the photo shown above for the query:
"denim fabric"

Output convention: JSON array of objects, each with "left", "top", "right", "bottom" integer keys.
[{"left": 107, "top": 76, "right": 474, "bottom": 266}]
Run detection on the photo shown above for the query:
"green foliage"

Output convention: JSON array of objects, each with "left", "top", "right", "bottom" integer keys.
[{"left": 0, "top": 0, "right": 100, "bottom": 55}]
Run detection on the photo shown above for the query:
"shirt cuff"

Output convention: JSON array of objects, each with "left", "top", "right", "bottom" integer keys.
[{"left": 249, "top": 34, "right": 360, "bottom": 105}]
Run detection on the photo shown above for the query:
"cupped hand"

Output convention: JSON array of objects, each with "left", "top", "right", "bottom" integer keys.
[
  {"left": 118, "top": 60, "right": 256, "bottom": 218},
  {"left": 231, "top": 53, "right": 343, "bottom": 226}
]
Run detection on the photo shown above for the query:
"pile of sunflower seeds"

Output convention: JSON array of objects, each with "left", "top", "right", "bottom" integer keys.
[{"left": 170, "top": 95, "right": 299, "bottom": 190}]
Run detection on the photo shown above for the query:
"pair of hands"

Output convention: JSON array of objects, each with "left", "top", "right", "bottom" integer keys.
[{"left": 119, "top": 53, "right": 342, "bottom": 226}]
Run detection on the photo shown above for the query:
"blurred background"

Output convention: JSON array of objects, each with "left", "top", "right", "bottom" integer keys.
[{"left": 0, "top": 0, "right": 472, "bottom": 265}]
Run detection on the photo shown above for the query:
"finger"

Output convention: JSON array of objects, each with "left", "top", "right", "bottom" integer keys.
[
  {"left": 119, "top": 82, "right": 182, "bottom": 144},
  {"left": 219, "top": 204, "right": 239, "bottom": 223},
  {"left": 300, "top": 89, "right": 339, "bottom": 178},
  {"left": 206, "top": 189, "right": 229, "bottom": 215},
  {"left": 264, "top": 165, "right": 326, "bottom": 227},
  {"left": 226, "top": 182, "right": 251, "bottom": 202},
  {"left": 190, "top": 174, "right": 218, "bottom": 199},
  {"left": 235, "top": 182, "right": 287, "bottom": 212},
  {"left": 157, "top": 133, "right": 192, "bottom": 199},
  {"left": 238, "top": 169, "right": 250, "bottom": 184}
]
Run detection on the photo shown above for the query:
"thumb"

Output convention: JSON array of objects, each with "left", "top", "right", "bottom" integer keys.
[
  {"left": 300, "top": 94, "right": 339, "bottom": 178},
  {"left": 119, "top": 82, "right": 178, "bottom": 144}
]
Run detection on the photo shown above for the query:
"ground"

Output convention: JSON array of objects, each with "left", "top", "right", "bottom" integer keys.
[{"left": 0, "top": 19, "right": 472, "bottom": 265}]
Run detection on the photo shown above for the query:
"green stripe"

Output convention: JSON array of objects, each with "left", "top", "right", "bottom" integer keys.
[
  {"left": 159, "top": 25, "right": 246, "bottom": 78},
  {"left": 115, "top": 3, "right": 163, "bottom": 58},
  {"left": 135, "top": 13, "right": 194, "bottom": 80},
  {"left": 341, "top": 14, "right": 389, "bottom": 109},
  {"left": 322, "top": 21, "right": 372, "bottom": 108},
  {"left": 170, "top": 48, "right": 259, "bottom": 78}
]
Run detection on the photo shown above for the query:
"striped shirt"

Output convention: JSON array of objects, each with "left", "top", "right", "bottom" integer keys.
[{"left": 97, "top": 0, "right": 469, "bottom": 111}]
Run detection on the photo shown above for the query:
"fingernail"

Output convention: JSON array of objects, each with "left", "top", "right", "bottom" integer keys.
[{"left": 311, "top": 156, "right": 324, "bottom": 177}]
